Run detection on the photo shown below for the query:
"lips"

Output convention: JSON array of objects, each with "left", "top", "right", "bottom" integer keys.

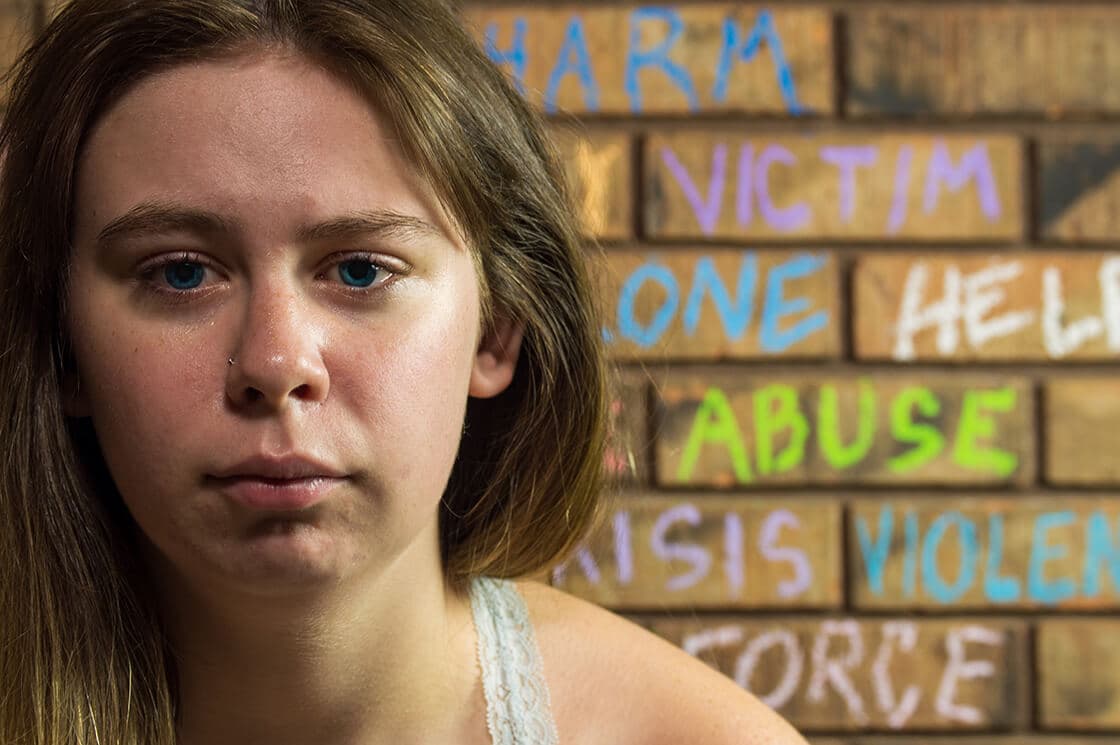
[{"left": 210, "top": 474, "right": 346, "bottom": 511}]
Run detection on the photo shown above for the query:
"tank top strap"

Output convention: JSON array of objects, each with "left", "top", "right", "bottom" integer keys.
[{"left": 470, "top": 576, "right": 561, "bottom": 745}]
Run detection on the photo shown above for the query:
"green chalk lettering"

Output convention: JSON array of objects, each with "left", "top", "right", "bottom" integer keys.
[
  {"left": 952, "top": 387, "right": 1018, "bottom": 477},
  {"left": 677, "top": 387, "right": 753, "bottom": 483},
  {"left": 753, "top": 384, "right": 808, "bottom": 476},
  {"left": 818, "top": 378, "right": 876, "bottom": 470},
  {"left": 888, "top": 386, "right": 945, "bottom": 473}
]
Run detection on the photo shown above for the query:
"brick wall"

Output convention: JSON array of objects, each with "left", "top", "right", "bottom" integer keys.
[{"left": 464, "top": 2, "right": 1120, "bottom": 741}]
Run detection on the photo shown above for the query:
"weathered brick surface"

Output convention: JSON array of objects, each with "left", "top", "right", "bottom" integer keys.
[
  {"left": 854, "top": 253, "right": 1120, "bottom": 361},
  {"left": 655, "top": 374, "right": 1033, "bottom": 488},
  {"left": 603, "top": 370, "right": 648, "bottom": 484},
  {"left": 552, "top": 494, "right": 842, "bottom": 609},
  {"left": 551, "top": 127, "right": 632, "bottom": 240},
  {"left": 1045, "top": 378, "right": 1120, "bottom": 485},
  {"left": 847, "top": 8, "right": 1120, "bottom": 116},
  {"left": 1040, "top": 136, "right": 1120, "bottom": 243},
  {"left": 850, "top": 497, "right": 1120, "bottom": 610},
  {"left": 644, "top": 133, "right": 1022, "bottom": 241},
  {"left": 0, "top": 1, "right": 38, "bottom": 100},
  {"left": 463, "top": 5, "right": 833, "bottom": 116},
  {"left": 646, "top": 616, "right": 1027, "bottom": 731},
  {"left": 601, "top": 249, "right": 841, "bottom": 361},
  {"left": 1038, "top": 620, "right": 1120, "bottom": 729}
]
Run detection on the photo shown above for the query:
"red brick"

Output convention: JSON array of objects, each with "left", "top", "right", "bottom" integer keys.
[
  {"left": 848, "top": 8, "right": 1120, "bottom": 117},
  {"left": 1040, "top": 136, "right": 1120, "bottom": 243},
  {"left": 551, "top": 127, "right": 632, "bottom": 240},
  {"left": 1038, "top": 619, "right": 1120, "bottom": 729},
  {"left": 1046, "top": 379, "right": 1120, "bottom": 485}
]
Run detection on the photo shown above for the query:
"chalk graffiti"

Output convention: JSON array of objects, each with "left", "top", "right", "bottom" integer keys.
[
  {"left": 856, "top": 505, "right": 1120, "bottom": 605},
  {"left": 674, "top": 381, "right": 1020, "bottom": 483},
  {"left": 552, "top": 505, "right": 814, "bottom": 600},
  {"left": 892, "top": 257, "right": 1120, "bottom": 360},
  {"left": 606, "top": 252, "right": 829, "bottom": 351},
  {"left": 660, "top": 139, "right": 1001, "bottom": 235},
  {"left": 482, "top": 8, "right": 804, "bottom": 114},
  {"left": 680, "top": 620, "right": 1005, "bottom": 728}
]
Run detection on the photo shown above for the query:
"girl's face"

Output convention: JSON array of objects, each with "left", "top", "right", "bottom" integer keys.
[{"left": 65, "top": 50, "right": 520, "bottom": 597}]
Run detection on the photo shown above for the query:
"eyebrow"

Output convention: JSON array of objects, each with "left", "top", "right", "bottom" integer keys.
[{"left": 93, "top": 200, "right": 448, "bottom": 251}]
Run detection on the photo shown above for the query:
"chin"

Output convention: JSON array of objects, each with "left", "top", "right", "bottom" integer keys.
[{"left": 213, "top": 520, "right": 368, "bottom": 593}]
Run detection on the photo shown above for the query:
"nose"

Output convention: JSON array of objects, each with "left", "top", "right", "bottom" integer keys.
[{"left": 225, "top": 281, "right": 330, "bottom": 411}]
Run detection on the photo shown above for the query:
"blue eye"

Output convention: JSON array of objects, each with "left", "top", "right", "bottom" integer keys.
[
  {"left": 338, "top": 259, "right": 382, "bottom": 288},
  {"left": 164, "top": 262, "right": 205, "bottom": 290},
  {"left": 141, "top": 252, "right": 399, "bottom": 302}
]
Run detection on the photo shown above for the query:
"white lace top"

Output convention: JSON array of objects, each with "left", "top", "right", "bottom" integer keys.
[{"left": 469, "top": 576, "right": 561, "bottom": 745}]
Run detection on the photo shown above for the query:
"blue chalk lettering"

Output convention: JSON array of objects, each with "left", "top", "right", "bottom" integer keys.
[
  {"left": 1084, "top": 511, "right": 1120, "bottom": 598},
  {"left": 484, "top": 18, "right": 529, "bottom": 95},
  {"left": 1028, "top": 511, "right": 1077, "bottom": 604},
  {"left": 856, "top": 506, "right": 893, "bottom": 596},
  {"left": 759, "top": 254, "right": 829, "bottom": 352},
  {"left": 544, "top": 16, "right": 600, "bottom": 113},
  {"left": 617, "top": 263, "right": 679, "bottom": 347},
  {"left": 921, "top": 512, "right": 978, "bottom": 603},
  {"left": 903, "top": 511, "right": 919, "bottom": 598},
  {"left": 682, "top": 254, "right": 757, "bottom": 340},
  {"left": 984, "top": 513, "right": 1020, "bottom": 603},
  {"left": 624, "top": 7, "right": 699, "bottom": 113},
  {"left": 712, "top": 10, "right": 804, "bottom": 114}
]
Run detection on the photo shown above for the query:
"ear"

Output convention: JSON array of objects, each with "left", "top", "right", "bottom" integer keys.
[
  {"left": 61, "top": 368, "right": 92, "bottom": 418},
  {"left": 469, "top": 315, "right": 524, "bottom": 399}
]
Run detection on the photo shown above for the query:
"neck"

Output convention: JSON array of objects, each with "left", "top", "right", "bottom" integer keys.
[{"left": 154, "top": 531, "right": 484, "bottom": 745}]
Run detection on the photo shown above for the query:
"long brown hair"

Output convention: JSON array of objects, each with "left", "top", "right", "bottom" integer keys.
[{"left": 0, "top": 1, "right": 609, "bottom": 742}]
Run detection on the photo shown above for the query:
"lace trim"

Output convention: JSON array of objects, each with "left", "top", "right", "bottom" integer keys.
[{"left": 471, "top": 576, "right": 561, "bottom": 745}]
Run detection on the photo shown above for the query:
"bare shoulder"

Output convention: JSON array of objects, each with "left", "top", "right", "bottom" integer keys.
[{"left": 514, "top": 580, "right": 809, "bottom": 745}]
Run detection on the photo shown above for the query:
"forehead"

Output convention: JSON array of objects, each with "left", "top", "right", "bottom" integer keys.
[{"left": 72, "top": 49, "right": 453, "bottom": 249}]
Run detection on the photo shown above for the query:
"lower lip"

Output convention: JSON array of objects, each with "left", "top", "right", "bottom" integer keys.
[{"left": 211, "top": 476, "right": 346, "bottom": 511}]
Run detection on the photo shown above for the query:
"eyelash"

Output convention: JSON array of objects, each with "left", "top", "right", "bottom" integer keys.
[{"left": 137, "top": 251, "right": 402, "bottom": 303}]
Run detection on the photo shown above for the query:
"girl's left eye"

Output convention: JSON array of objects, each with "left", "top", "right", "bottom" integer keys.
[{"left": 140, "top": 253, "right": 398, "bottom": 298}]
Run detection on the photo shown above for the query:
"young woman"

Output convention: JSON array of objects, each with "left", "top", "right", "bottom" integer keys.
[{"left": 0, "top": 1, "right": 808, "bottom": 743}]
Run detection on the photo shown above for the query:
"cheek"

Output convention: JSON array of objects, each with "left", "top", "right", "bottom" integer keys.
[
  {"left": 69, "top": 298, "right": 215, "bottom": 493},
  {"left": 341, "top": 294, "right": 480, "bottom": 476}
]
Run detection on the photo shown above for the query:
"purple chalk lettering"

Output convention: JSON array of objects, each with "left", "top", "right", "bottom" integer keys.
[
  {"left": 888, "top": 144, "right": 914, "bottom": 235},
  {"left": 754, "top": 144, "right": 810, "bottom": 232},
  {"left": 923, "top": 140, "right": 1002, "bottom": 220},
  {"left": 735, "top": 143, "right": 755, "bottom": 227},
  {"left": 820, "top": 145, "right": 878, "bottom": 223},
  {"left": 661, "top": 144, "right": 728, "bottom": 236}
]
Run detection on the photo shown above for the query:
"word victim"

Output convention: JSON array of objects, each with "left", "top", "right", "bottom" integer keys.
[{"left": 662, "top": 139, "right": 1001, "bottom": 235}]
